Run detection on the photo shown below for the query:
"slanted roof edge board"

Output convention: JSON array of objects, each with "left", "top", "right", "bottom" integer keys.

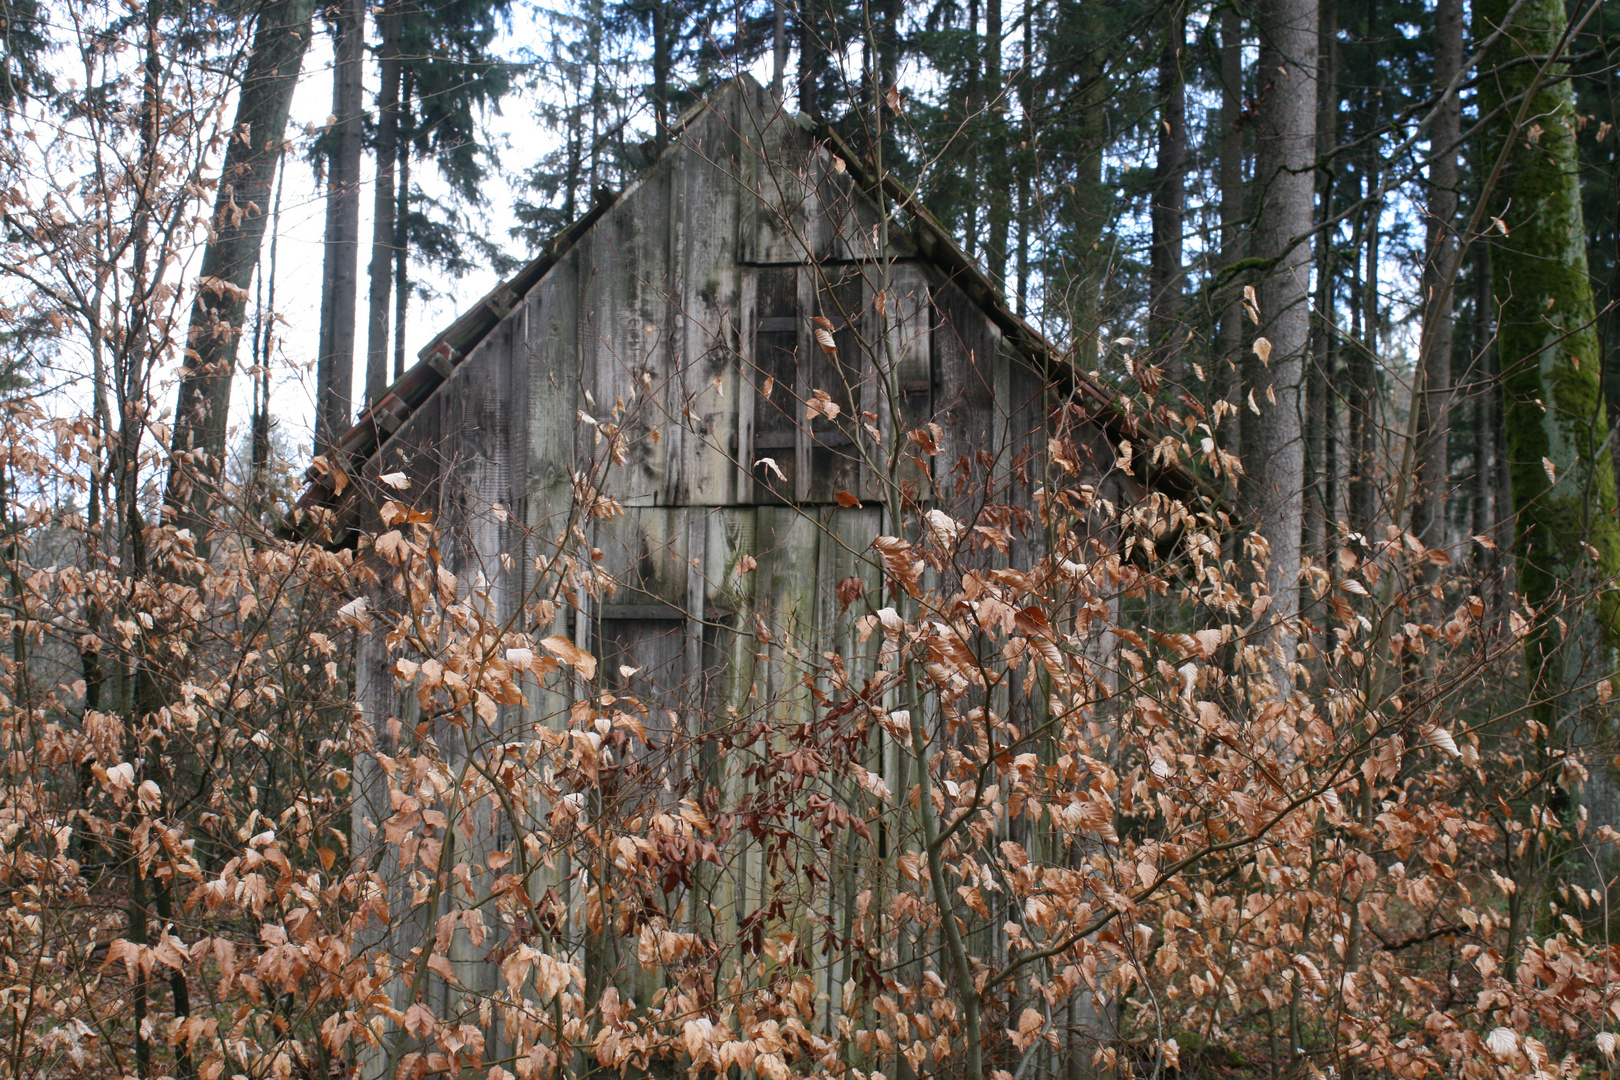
[
  {"left": 416, "top": 188, "right": 618, "bottom": 365},
  {"left": 809, "top": 122, "right": 1209, "bottom": 500},
  {"left": 293, "top": 85, "right": 745, "bottom": 518},
  {"left": 292, "top": 76, "right": 1211, "bottom": 528}
]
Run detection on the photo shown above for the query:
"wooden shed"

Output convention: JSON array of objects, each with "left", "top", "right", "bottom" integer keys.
[
  {"left": 300, "top": 74, "right": 1159, "bottom": 693},
  {"left": 301, "top": 74, "right": 1176, "bottom": 1076}
]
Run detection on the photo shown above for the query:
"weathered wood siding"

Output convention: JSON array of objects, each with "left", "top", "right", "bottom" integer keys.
[{"left": 343, "top": 76, "right": 1127, "bottom": 1075}]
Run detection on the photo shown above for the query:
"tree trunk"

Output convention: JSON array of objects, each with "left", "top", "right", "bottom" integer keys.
[
  {"left": 393, "top": 74, "right": 413, "bottom": 382},
  {"left": 315, "top": 0, "right": 365, "bottom": 455},
  {"left": 1063, "top": 1, "right": 1108, "bottom": 371},
  {"left": 1348, "top": 191, "right": 1381, "bottom": 535},
  {"left": 1244, "top": 0, "right": 1318, "bottom": 678},
  {"left": 1015, "top": 10, "right": 1031, "bottom": 317},
  {"left": 1305, "top": 0, "right": 1337, "bottom": 562},
  {"left": 1411, "top": 0, "right": 1462, "bottom": 558},
  {"left": 797, "top": 0, "right": 831, "bottom": 119},
  {"left": 652, "top": 0, "right": 670, "bottom": 140},
  {"left": 772, "top": 0, "right": 787, "bottom": 99},
  {"left": 1472, "top": 246, "right": 1496, "bottom": 557},
  {"left": 876, "top": 0, "right": 900, "bottom": 153},
  {"left": 1477, "top": 0, "right": 1620, "bottom": 875},
  {"left": 250, "top": 155, "right": 287, "bottom": 513},
  {"left": 962, "top": 0, "right": 981, "bottom": 259},
  {"left": 1216, "top": 5, "right": 1245, "bottom": 461},
  {"left": 985, "top": 0, "right": 1008, "bottom": 287},
  {"left": 167, "top": 0, "right": 314, "bottom": 534},
  {"left": 366, "top": 0, "right": 403, "bottom": 408},
  {"left": 1149, "top": 5, "right": 1186, "bottom": 385}
]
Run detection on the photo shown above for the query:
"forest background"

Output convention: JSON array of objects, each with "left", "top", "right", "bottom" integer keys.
[{"left": 6, "top": 0, "right": 1620, "bottom": 1076}]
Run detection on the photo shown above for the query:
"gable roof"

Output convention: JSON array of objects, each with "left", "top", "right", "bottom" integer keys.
[{"left": 295, "top": 75, "right": 1203, "bottom": 519}]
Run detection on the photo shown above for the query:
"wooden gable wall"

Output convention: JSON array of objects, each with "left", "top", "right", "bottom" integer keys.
[{"left": 343, "top": 77, "right": 1126, "bottom": 1077}]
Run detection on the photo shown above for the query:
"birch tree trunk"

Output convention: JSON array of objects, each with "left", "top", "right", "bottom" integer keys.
[
  {"left": 1245, "top": 0, "right": 1318, "bottom": 678},
  {"left": 167, "top": 0, "right": 314, "bottom": 537}
]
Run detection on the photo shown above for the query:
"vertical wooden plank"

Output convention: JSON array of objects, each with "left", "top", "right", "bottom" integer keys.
[
  {"left": 669, "top": 105, "right": 744, "bottom": 507},
  {"left": 577, "top": 162, "right": 672, "bottom": 505},
  {"left": 931, "top": 274, "right": 1002, "bottom": 512},
  {"left": 520, "top": 250, "right": 584, "bottom": 749},
  {"left": 736, "top": 88, "right": 814, "bottom": 266},
  {"left": 699, "top": 507, "right": 758, "bottom": 956},
  {"left": 794, "top": 266, "right": 814, "bottom": 503},
  {"left": 805, "top": 265, "right": 866, "bottom": 504},
  {"left": 811, "top": 504, "right": 882, "bottom": 1027},
  {"left": 685, "top": 508, "right": 707, "bottom": 740},
  {"left": 749, "top": 505, "right": 821, "bottom": 974},
  {"left": 750, "top": 266, "right": 801, "bottom": 503},
  {"left": 659, "top": 123, "right": 692, "bottom": 508},
  {"left": 894, "top": 264, "right": 934, "bottom": 491},
  {"left": 861, "top": 261, "right": 932, "bottom": 503},
  {"left": 737, "top": 270, "right": 758, "bottom": 503}
]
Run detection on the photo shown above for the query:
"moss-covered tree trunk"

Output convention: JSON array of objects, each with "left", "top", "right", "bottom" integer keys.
[{"left": 1477, "top": 0, "right": 1620, "bottom": 880}]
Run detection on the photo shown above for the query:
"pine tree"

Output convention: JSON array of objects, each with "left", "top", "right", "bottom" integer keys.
[{"left": 368, "top": 0, "right": 517, "bottom": 379}]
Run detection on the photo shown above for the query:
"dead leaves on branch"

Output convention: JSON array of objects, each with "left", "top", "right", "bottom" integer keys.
[{"left": 7, "top": 362, "right": 1617, "bottom": 1080}]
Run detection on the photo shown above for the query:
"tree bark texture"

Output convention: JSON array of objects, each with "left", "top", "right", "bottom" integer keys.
[
  {"left": 1347, "top": 191, "right": 1380, "bottom": 534},
  {"left": 1014, "top": 10, "right": 1030, "bottom": 316},
  {"left": 1305, "top": 0, "right": 1337, "bottom": 561},
  {"left": 1216, "top": 5, "right": 1246, "bottom": 463},
  {"left": 366, "top": 0, "right": 403, "bottom": 409},
  {"left": 797, "top": 0, "right": 832, "bottom": 119},
  {"left": 393, "top": 88, "right": 412, "bottom": 382},
  {"left": 1412, "top": 0, "right": 1462, "bottom": 557},
  {"left": 652, "top": 0, "right": 670, "bottom": 139},
  {"left": 1477, "top": 0, "right": 1620, "bottom": 868},
  {"left": 772, "top": 0, "right": 786, "bottom": 98},
  {"left": 1245, "top": 0, "right": 1318, "bottom": 675},
  {"left": 316, "top": 0, "right": 365, "bottom": 454},
  {"left": 167, "top": 0, "right": 315, "bottom": 535},
  {"left": 984, "top": 0, "right": 1008, "bottom": 286},
  {"left": 1149, "top": 5, "right": 1186, "bottom": 383},
  {"left": 1057, "top": 0, "right": 1108, "bottom": 370}
]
